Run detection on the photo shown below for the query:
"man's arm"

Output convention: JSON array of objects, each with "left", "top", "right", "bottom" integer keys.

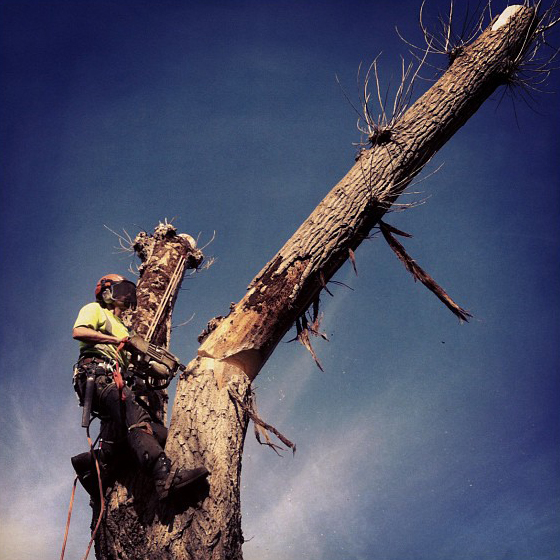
[{"left": 72, "top": 326, "right": 126, "bottom": 346}]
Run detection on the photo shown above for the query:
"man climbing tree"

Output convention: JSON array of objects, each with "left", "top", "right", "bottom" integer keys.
[
  {"left": 71, "top": 273, "right": 208, "bottom": 508},
  {"left": 70, "top": 3, "right": 558, "bottom": 559}
]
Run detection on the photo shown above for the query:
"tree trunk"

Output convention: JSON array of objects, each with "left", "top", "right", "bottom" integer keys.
[
  {"left": 94, "top": 223, "right": 205, "bottom": 558},
  {"left": 96, "top": 6, "right": 539, "bottom": 559}
]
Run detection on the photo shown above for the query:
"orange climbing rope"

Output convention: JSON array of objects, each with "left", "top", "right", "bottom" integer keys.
[
  {"left": 59, "top": 476, "right": 78, "bottom": 560},
  {"left": 81, "top": 425, "right": 106, "bottom": 560},
  {"left": 59, "top": 424, "right": 106, "bottom": 560},
  {"left": 113, "top": 339, "right": 128, "bottom": 400}
]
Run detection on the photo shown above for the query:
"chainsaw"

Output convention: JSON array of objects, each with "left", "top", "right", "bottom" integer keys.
[{"left": 126, "top": 334, "right": 186, "bottom": 390}]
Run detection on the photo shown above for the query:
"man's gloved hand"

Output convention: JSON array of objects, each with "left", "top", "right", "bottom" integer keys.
[{"left": 126, "top": 334, "right": 150, "bottom": 355}]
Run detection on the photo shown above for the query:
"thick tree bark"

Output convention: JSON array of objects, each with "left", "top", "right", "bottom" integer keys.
[
  {"left": 96, "top": 6, "right": 540, "bottom": 559},
  {"left": 124, "top": 225, "right": 203, "bottom": 423}
]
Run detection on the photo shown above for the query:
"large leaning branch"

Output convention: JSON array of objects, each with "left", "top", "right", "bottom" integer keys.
[{"left": 198, "top": 5, "right": 537, "bottom": 382}]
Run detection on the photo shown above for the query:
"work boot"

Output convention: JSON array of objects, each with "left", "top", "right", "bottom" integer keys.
[
  {"left": 71, "top": 451, "right": 107, "bottom": 502},
  {"left": 152, "top": 454, "right": 209, "bottom": 501}
]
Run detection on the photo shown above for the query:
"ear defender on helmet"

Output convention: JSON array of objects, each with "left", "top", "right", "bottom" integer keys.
[{"left": 101, "top": 289, "right": 114, "bottom": 306}]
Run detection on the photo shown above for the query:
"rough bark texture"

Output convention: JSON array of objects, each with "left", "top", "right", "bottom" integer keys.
[
  {"left": 94, "top": 7, "right": 539, "bottom": 559},
  {"left": 97, "top": 361, "right": 250, "bottom": 560},
  {"left": 124, "top": 224, "right": 203, "bottom": 423}
]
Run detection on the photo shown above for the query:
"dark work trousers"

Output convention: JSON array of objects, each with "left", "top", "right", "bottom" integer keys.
[{"left": 75, "top": 362, "right": 167, "bottom": 471}]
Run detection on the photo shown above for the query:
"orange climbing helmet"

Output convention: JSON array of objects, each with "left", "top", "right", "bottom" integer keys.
[{"left": 95, "top": 274, "right": 137, "bottom": 309}]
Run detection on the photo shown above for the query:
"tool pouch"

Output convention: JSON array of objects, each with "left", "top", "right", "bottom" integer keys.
[{"left": 81, "top": 373, "right": 96, "bottom": 428}]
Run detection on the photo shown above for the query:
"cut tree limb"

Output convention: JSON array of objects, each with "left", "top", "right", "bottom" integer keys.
[{"left": 198, "top": 5, "right": 536, "bottom": 383}]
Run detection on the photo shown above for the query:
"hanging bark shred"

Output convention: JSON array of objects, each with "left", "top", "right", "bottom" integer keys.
[
  {"left": 319, "top": 270, "right": 334, "bottom": 297},
  {"left": 295, "top": 316, "right": 324, "bottom": 372},
  {"left": 287, "top": 298, "right": 329, "bottom": 371},
  {"left": 379, "top": 220, "right": 472, "bottom": 322},
  {"left": 348, "top": 248, "right": 358, "bottom": 275},
  {"left": 228, "top": 388, "right": 296, "bottom": 455}
]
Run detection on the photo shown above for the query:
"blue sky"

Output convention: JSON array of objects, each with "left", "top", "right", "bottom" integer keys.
[{"left": 1, "top": 1, "right": 559, "bottom": 559}]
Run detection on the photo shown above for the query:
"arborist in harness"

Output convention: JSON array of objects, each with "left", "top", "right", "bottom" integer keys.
[{"left": 70, "top": 274, "right": 208, "bottom": 502}]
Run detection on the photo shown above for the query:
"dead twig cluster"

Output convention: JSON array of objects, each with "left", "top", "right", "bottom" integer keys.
[
  {"left": 498, "top": 0, "right": 560, "bottom": 111},
  {"left": 397, "top": 0, "right": 491, "bottom": 73},
  {"left": 104, "top": 225, "right": 142, "bottom": 277},
  {"left": 397, "top": 0, "right": 560, "bottom": 104},
  {"left": 338, "top": 46, "right": 429, "bottom": 152},
  {"left": 104, "top": 224, "right": 136, "bottom": 254}
]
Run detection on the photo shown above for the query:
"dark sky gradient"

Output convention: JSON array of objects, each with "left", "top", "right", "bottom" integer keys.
[{"left": 1, "top": 1, "right": 559, "bottom": 559}]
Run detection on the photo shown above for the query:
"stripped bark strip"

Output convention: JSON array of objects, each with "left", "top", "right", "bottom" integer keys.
[
  {"left": 311, "top": 297, "right": 320, "bottom": 323},
  {"left": 298, "top": 326, "right": 325, "bottom": 372},
  {"left": 379, "top": 220, "right": 472, "bottom": 322},
  {"left": 306, "top": 313, "right": 328, "bottom": 342},
  {"left": 289, "top": 311, "right": 328, "bottom": 372},
  {"left": 349, "top": 248, "right": 358, "bottom": 275},
  {"left": 378, "top": 221, "right": 414, "bottom": 238},
  {"left": 228, "top": 388, "right": 296, "bottom": 455},
  {"left": 320, "top": 271, "right": 334, "bottom": 297}
]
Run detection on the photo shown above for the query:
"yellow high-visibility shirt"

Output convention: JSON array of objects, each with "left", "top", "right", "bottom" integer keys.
[{"left": 74, "top": 302, "right": 129, "bottom": 367}]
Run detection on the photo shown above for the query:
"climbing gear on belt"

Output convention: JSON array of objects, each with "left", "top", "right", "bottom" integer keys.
[
  {"left": 113, "top": 339, "right": 127, "bottom": 401},
  {"left": 78, "top": 355, "right": 115, "bottom": 366},
  {"left": 75, "top": 356, "right": 117, "bottom": 427},
  {"left": 81, "top": 372, "right": 96, "bottom": 428},
  {"left": 128, "top": 421, "right": 154, "bottom": 436}
]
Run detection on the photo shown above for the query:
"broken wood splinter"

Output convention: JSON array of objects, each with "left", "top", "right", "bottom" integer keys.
[
  {"left": 228, "top": 389, "right": 296, "bottom": 455},
  {"left": 379, "top": 220, "right": 472, "bottom": 322}
]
